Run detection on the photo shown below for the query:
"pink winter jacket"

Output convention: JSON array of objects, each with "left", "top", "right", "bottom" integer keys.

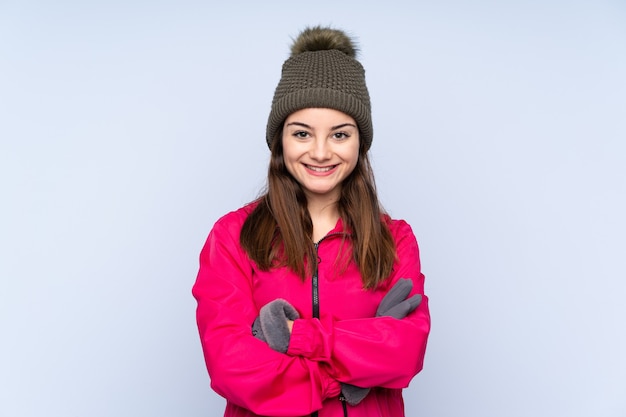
[{"left": 192, "top": 203, "right": 431, "bottom": 417}]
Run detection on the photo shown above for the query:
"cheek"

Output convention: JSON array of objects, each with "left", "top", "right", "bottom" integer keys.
[
  {"left": 281, "top": 148, "right": 300, "bottom": 176},
  {"left": 281, "top": 139, "right": 294, "bottom": 162},
  {"left": 346, "top": 145, "right": 360, "bottom": 169},
  {"left": 282, "top": 147, "right": 297, "bottom": 164}
]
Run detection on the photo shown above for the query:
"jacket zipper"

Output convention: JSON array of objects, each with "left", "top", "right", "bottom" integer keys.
[
  {"left": 311, "top": 236, "right": 349, "bottom": 417},
  {"left": 311, "top": 242, "right": 320, "bottom": 417},
  {"left": 312, "top": 242, "right": 320, "bottom": 319}
]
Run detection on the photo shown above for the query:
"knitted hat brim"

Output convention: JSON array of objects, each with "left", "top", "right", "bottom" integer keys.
[{"left": 266, "top": 88, "right": 373, "bottom": 151}]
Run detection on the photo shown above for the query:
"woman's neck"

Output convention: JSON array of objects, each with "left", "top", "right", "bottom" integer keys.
[{"left": 307, "top": 197, "right": 340, "bottom": 243}]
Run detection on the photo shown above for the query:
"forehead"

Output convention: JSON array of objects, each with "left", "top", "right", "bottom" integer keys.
[{"left": 284, "top": 108, "right": 357, "bottom": 126}]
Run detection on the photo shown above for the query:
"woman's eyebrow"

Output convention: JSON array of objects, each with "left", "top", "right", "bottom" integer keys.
[
  {"left": 332, "top": 123, "right": 357, "bottom": 130},
  {"left": 285, "top": 122, "right": 312, "bottom": 129}
]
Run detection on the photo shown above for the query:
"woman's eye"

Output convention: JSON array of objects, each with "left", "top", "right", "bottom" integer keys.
[
  {"left": 333, "top": 132, "right": 349, "bottom": 140},
  {"left": 294, "top": 131, "right": 310, "bottom": 138}
]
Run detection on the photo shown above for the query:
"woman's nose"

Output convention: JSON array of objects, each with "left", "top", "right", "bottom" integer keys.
[{"left": 310, "top": 138, "right": 331, "bottom": 160}]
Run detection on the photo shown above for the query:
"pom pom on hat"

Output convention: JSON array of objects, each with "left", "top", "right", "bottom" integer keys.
[
  {"left": 289, "top": 26, "right": 358, "bottom": 58},
  {"left": 266, "top": 26, "right": 373, "bottom": 150}
]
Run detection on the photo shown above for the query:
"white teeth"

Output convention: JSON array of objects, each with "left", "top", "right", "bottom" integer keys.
[{"left": 307, "top": 165, "right": 334, "bottom": 172}]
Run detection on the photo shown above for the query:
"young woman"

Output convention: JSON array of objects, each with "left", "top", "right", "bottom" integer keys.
[{"left": 192, "top": 26, "right": 431, "bottom": 417}]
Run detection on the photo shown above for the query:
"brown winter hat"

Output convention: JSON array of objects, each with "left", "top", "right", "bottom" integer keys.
[{"left": 266, "top": 26, "right": 373, "bottom": 150}]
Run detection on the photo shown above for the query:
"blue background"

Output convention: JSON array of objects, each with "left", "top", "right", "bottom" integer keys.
[{"left": 1, "top": 1, "right": 625, "bottom": 416}]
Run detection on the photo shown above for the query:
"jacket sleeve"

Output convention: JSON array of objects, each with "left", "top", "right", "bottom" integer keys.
[
  {"left": 287, "top": 220, "right": 431, "bottom": 389},
  {"left": 192, "top": 217, "right": 341, "bottom": 416}
]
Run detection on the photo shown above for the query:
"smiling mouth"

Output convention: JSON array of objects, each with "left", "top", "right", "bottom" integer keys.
[{"left": 306, "top": 164, "right": 337, "bottom": 172}]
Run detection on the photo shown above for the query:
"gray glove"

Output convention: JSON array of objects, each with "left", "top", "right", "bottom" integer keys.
[
  {"left": 376, "top": 278, "right": 423, "bottom": 319},
  {"left": 251, "top": 299, "right": 300, "bottom": 353},
  {"left": 341, "top": 278, "right": 422, "bottom": 406}
]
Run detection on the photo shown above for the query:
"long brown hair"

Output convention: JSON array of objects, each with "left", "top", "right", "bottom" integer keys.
[{"left": 240, "top": 130, "right": 396, "bottom": 289}]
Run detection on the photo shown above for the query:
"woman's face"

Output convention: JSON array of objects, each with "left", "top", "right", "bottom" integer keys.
[{"left": 282, "top": 108, "right": 360, "bottom": 202}]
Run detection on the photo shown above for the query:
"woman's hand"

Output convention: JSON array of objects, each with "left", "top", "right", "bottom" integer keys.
[{"left": 251, "top": 299, "right": 299, "bottom": 353}]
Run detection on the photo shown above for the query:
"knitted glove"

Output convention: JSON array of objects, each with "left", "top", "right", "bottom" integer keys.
[
  {"left": 341, "top": 278, "right": 422, "bottom": 406},
  {"left": 251, "top": 299, "right": 300, "bottom": 353},
  {"left": 376, "top": 278, "right": 423, "bottom": 319}
]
